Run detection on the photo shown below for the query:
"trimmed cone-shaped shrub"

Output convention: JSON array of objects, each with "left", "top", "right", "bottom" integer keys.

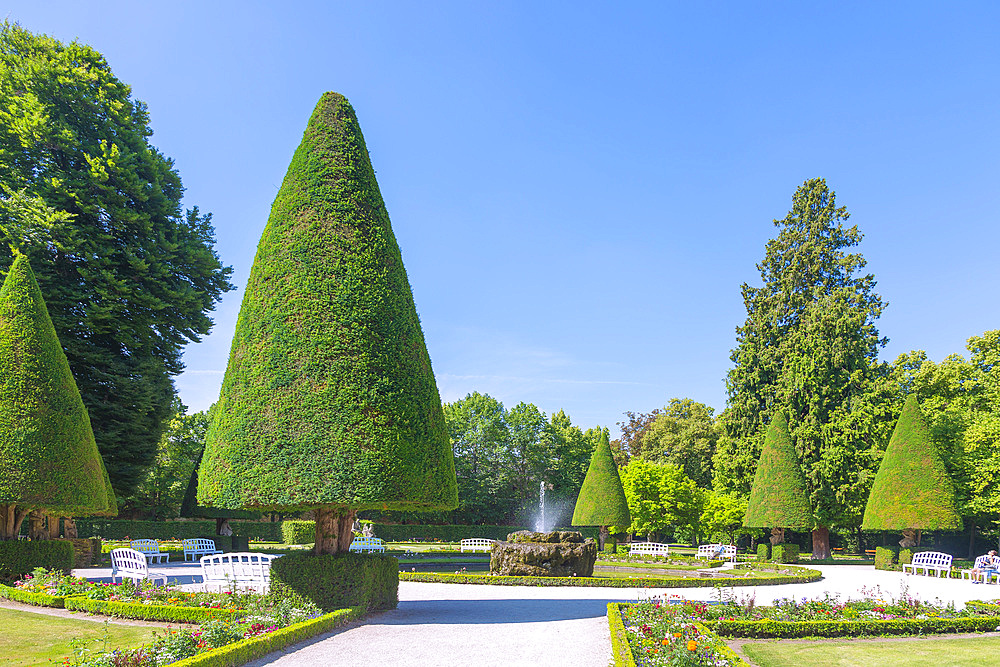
[
  {"left": 744, "top": 411, "right": 812, "bottom": 529},
  {"left": 0, "top": 254, "right": 111, "bottom": 537},
  {"left": 572, "top": 431, "right": 631, "bottom": 529},
  {"left": 862, "top": 394, "right": 960, "bottom": 531},
  {"left": 198, "top": 92, "right": 457, "bottom": 518}
]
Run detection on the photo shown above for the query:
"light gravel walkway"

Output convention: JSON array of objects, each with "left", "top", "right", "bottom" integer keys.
[{"left": 69, "top": 563, "right": 1000, "bottom": 667}]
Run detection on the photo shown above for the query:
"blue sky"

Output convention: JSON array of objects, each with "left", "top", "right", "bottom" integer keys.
[{"left": 9, "top": 2, "right": 1000, "bottom": 434}]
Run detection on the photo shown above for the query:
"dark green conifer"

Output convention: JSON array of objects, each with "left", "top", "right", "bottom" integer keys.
[
  {"left": 198, "top": 93, "right": 456, "bottom": 554},
  {"left": 744, "top": 411, "right": 813, "bottom": 529},
  {"left": 0, "top": 253, "right": 111, "bottom": 539},
  {"left": 572, "top": 431, "right": 630, "bottom": 549},
  {"left": 862, "top": 394, "right": 960, "bottom": 531}
]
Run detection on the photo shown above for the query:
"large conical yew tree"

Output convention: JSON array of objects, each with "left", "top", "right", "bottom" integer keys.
[
  {"left": 862, "top": 394, "right": 960, "bottom": 541},
  {"left": 744, "top": 411, "right": 812, "bottom": 538},
  {"left": 572, "top": 430, "right": 630, "bottom": 550},
  {"left": 0, "top": 252, "right": 113, "bottom": 539},
  {"left": 198, "top": 92, "right": 457, "bottom": 555}
]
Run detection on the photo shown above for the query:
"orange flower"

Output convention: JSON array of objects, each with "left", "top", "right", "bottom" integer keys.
[
  {"left": 673, "top": 632, "right": 682, "bottom": 638},
  {"left": 687, "top": 640, "right": 697, "bottom": 651},
  {"left": 661, "top": 639, "right": 668, "bottom": 645}
]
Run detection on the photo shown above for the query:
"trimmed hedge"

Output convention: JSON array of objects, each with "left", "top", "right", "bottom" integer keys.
[
  {"left": 572, "top": 431, "right": 630, "bottom": 529},
  {"left": 270, "top": 552, "right": 398, "bottom": 613},
  {"left": 0, "top": 582, "right": 65, "bottom": 607},
  {"left": 771, "top": 544, "right": 799, "bottom": 564},
  {"left": 874, "top": 546, "right": 897, "bottom": 570},
  {"left": 756, "top": 543, "right": 771, "bottom": 561},
  {"left": 0, "top": 539, "right": 74, "bottom": 582},
  {"left": 744, "top": 411, "right": 812, "bottom": 529},
  {"left": 0, "top": 254, "right": 112, "bottom": 516},
  {"left": 198, "top": 92, "right": 457, "bottom": 513},
  {"left": 710, "top": 616, "right": 1000, "bottom": 638},
  {"left": 607, "top": 603, "right": 638, "bottom": 667},
  {"left": 281, "top": 520, "right": 315, "bottom": 545},
  {"left": 168, "top": 606, "right": 365, "bottom": 667},
  {"left": 399, "top": 567, "right": 822, "bottom": 588},
  {"left": 74, "top": 520, "right": 282, "bottom": 542},
  {"left": 64, "top": 597, "right": 244, "bottom": 624},
  {"left": 374, "top": 523, "right": 597, "bottom": 542}
]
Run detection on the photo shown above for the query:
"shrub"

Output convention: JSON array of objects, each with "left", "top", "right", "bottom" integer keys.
[
  {"left": 744, "top": 411, "right": 812, "bottom": 530},
  {"left": 898, "top": 548, "right": 913, "bottom": 566},
  {"left": 874, "top": 546, "right": 897, "bottom": 570},
  {"left": 366, "top": 523, "right": 599, "bottom": 542},
  {"left": 0, "top": 582, "right": 65, "bottom": 607},
  {"left": 281, "top": 520, "right": 315, "bottom": 545},
  {"left": 572, "top": 431, "right": 630, "bottom": 531},
  {"left": 64, "top": 597, "right": 243, "bottom": 624},
  {"left": 270, "top": 552, "right": 398, "bottom": 612},
  {"left": 757, "top": 543, "right": 771, "bottom": 561},
  {"left": 607, "top": 603, "right": 638, "bottom": 667},
  {"left": 399, "top": 567, "right": 822, "bottom": 588},
  {"left": 771, "top": 544, "right": 798, "bottom": 563},
  {"left": 73, "top": 519, "right": 282, "bottom": 542},
  {"left": 0, "top": 539, "right": 73, "bottom": 582},
  {"left": 711, "top": 616, "right": 1000, "bottom": 638}
]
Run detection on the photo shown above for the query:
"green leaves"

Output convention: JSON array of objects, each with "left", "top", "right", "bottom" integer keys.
[
  {"left": 572, "top": 430, "right": 631, "bottom": 530},
  {"left": 618, "top": 458, "right": 703, "bottom": 538},
  {"left": 745, "top": 411, "right": 813, "bottom": 529},
  {"left": 198, "top": 93, "right": 455, "bottom": 513}
]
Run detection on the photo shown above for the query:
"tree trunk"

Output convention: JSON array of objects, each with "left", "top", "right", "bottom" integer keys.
[
  {"left": 811, "top": 526, "right": 831, "bottom": 560},
  {"left": 598, "top": 525, "right": 609, "bottom": 552},
  {"left": 314, "top": 507, "right": 357, "bottom": 555},
  {"left": 0, "top": 504, "right": 29, "bottom": 541}
]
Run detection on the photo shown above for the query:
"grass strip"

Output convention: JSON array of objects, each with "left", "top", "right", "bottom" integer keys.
[
  {"left": 168, "top": 606, "right": 365, "bottom": 667},
  {"left": 399, "top": 567, "right": 820, "bottom": 587},
  {"left": 0, "top": 583, "right": 66, "bottom": 608},
  {"left": 63, "top": 597, "right": 244, "bottom": 624}
]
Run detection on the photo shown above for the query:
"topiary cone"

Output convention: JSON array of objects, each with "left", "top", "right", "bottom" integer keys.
[
  {"left": 572, "top": 430, "right": 631, "bottom": 533},
  {"left": 862, "top": 394, "right": 960, "bottom": 531},
  {"left": 744, "top": 411, "right": 812, "bottom": 529},
  {"left": 0, "top": 253, "right": 111, "bottom": 536},
  {"left": 198, "top": 93, "right": 457, "bottom": 523}
]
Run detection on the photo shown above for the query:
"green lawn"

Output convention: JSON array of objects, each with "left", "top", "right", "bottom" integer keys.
[
  {"left": 0, "top": 607, "right": 152, "bottom": 667},
  {"left": 743, "top": 636, "right": 1000, "bottom": 667}
]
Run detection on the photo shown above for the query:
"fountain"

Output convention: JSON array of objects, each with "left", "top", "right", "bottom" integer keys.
[
  {"left": 536, "top": 480, "right": 546, "bottom": 532},
  {"left": 490, "top": 530, "right": 597, "bottom": 577}
]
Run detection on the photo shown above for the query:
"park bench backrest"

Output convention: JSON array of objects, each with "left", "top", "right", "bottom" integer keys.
[
  {"left": 201, "top": 552, "right": 275, "bottom": 584},
  {"left": 460, "top": 539, "right": 496, "bottom": 549},
  {"left": 130, "top": 539, "right": 161, "bottom": 555},
  {"left": 184, "top": 538, "right": 218, "bottom": 552},
  {"left": 111, "top": 548, "right": 148, "bottom": 576},
  {"left": 911, "top": 551, "right": 952, "bottom": 568},
  {"left": 630, "top": 542, "right": 670, "bottom": 555}
]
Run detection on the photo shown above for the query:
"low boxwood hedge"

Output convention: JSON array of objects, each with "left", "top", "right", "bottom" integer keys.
[
  {"left": 280, "top": 520, "right": 315, "bottom": 545},
  {"left": 63, "top": 597, "right": 244, "bottom": 624},
  {"left": 0, "top": 539, "right": 74, "bottom": 582},
  {"left": 0, "top": 582, "right": 66, "bottom": 607},
  {"left": 74, "top": 520, "right": 282, "bottom": 542},
  {"left": 771, "top": 544, "right": 798, "bottom": 563},
  {"left": 709, "top": 616, "right": 1000, "bottom": 638},
  {"left": 270, "top": 552, "right": 398, "bottom": 613},
  {"left": 607, "top": 603, "right": 637, "bottom": 667},
  {"left": 757, "top": 543, "right": 771, "bottom": 561},
  {"left": 166, "top": 606, "right": 365, "bottom": 667},
  {"left": 399, "top": 567, "right": 821, "bottom": 588}
]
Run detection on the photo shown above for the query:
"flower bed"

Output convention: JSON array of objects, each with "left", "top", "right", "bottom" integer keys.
[
  {"left": 400, "top": 564, "right": 820, "bottom": 588},
  {"left": 613, "top": 589, "right": 1000, "bottom": 664}
]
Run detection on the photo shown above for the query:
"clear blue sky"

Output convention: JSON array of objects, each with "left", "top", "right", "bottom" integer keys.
[{"left": 9, "top": 2, "right": 1000, "bottom": 434}]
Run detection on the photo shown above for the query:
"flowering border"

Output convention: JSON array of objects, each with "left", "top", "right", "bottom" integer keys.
[
  {"left": 0, "top": 582, "right": 66, "bottom": 608},
  {"left": 609, "top": 603, "right": 751, "bottom": 666}
]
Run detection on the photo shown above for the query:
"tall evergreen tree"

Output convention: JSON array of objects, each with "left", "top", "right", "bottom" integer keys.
[
  {"left": 862, "top": 395, "right": 960, "bottom": 537},
  {"left": 0, "top": 253, "right": 113, "bottom": 539},
  {"left": 0, "top": 23, "right": 233, "bottom": 495},
  {"left": 717, "top": 178, "right": 889, "bottom": 558},
  {"left": 198, "top": 93, "right": 457, "bottom": 555},
  {"left": 572, "top": 430, "right": 631, "bottom": 550},
  {"left": 744, "top": 411, "right": 812, "bottom": 531}
]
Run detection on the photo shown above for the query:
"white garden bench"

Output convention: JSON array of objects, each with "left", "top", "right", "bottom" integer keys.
[
  {"left": 200, "top": 552, "right": 278, "bottom": 592},
  {"left": 460, "top": 538, "right": 497, "bottom": 553},
  {"left": 129, "top": 539, "right": 169, "bottom": 563},
  {"left": 960, "top": 555, "right": 995, "bottom": 583},
  {"left": 183, "top": 538, "right": 223, "bottom": 562},
  {"left": 696, "top": 543, "right": 737, "bottom": 562},
  {"left": 349, "top": 536, "right": 385, "bottom": 553},
  {"left": 110, "top": 548, "right": 167, "bottom": 586},
  {"left": 629, "top": 542, "right": 670, "bottom": 557},
  {"left": 902, "top": 551, "right": 952, "bottom": 577}
]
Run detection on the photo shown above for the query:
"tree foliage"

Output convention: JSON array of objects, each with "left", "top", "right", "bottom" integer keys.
[
  {"left": 700, "top": 492, "right": 750, "bottom": 545},
  {"left": 198, "top": 93, "right": 456, "bottom": 529},
  {"left": 0, "top": 22, "right": 233, "bottom": 496},
  {"left": 572, "top": 431, "right": 631, "bottom": 530},
  {"left": 717, "top": 179, "right": 890, "bottom": 553},
  {"left": 618, "top": 459, "right": 704, "bottom": 540},
  {"left": 744, "top": 411, "right": 813, "bottom": 529},
  {"left": 0, "top": 253, "right": 112, "bottom": 538},
  {"left": 641, "top": 398, "right": 719, "bottom": 487},
  {"left": 862, "top": 395, "right": 961, "bottom": 531}
]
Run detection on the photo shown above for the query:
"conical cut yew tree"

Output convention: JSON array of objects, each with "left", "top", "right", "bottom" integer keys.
[
  {"left": 198, "top": 93, "right": 457, "bottom": 555},
  {"left": 572, "top": 430, "right": 631, "bottom": 550},
  {"left": 744, "top": 411, "right": 812, "bottom": 533},
  {"left": 0, "top": 253, "right": 113, "bottom": 539},
  {"left": 862, "top": 394, "right": 960, "bottom": 536}
]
